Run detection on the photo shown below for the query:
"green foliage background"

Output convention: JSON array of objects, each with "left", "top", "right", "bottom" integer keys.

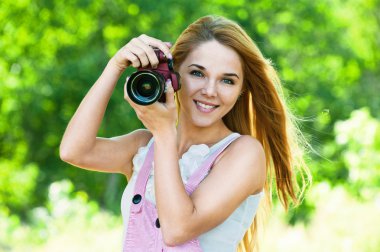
[{"left": 1, "top": 0, "right": 379, "bottom": 250}]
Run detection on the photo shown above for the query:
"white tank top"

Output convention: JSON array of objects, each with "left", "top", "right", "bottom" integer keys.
[{"left": 121, "top": 133, "right": 263, "bottom": 251}]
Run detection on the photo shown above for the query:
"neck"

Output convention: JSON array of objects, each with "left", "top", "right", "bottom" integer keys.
[{"left": 176, "top": 119, "right": 232, "bottom": 157}]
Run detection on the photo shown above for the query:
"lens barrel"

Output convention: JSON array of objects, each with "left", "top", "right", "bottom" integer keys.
[{"left": 126, "top": 70, "right": 165, "bottom": 105}]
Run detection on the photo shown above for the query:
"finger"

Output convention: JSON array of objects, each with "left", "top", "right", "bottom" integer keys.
[
  {"left": 139, "top": 34, "right": 172, "bottom": 59},
  {"left": 126, "top": 42, "right": 150, "bottom": 67},
  {"left": 164, "top": 42, "right": 172, "bottom": 48},
  {"left": 133, "top": 37, "right": 159, "bottom": 68},
  {"left": 165, "top": 79, "right": 175, "bottom": 106},
  {"left": 122, "top": 49, "right": 140, "bottom": 68}
]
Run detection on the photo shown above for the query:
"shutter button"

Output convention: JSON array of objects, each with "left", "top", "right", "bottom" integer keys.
[
  {"left": 155, "top": 218, "right": 160, "bottom": 228},
  {"left": 132, "top": 194, "right": 142, "bottom": 204}
]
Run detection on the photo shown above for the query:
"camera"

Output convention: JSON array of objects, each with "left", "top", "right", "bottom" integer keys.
[{"left": 126, "top": 49, "right": 180, "bottom": 105}]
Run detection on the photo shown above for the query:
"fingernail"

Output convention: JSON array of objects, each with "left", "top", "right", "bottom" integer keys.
[{"left": 167, "top": 53, "right": 173, "bottom": 59}]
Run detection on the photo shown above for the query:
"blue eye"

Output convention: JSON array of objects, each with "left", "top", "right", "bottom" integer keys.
[
  {"left": 190, "top": 70, "right": 204, "bottom": 77},
  {"left": 222, "top": 79, "right": 234, "bottom": 85}
]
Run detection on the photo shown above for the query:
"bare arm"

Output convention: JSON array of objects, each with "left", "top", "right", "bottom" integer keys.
[
  {"left": 59, "top": 59, "right": 142, "bottom": 177},
  {"left": 59, "top": 35, "right": 171, "bottom": 178},
  {"left": 154, "top": 133, "right": 266, "bottom": 246}
]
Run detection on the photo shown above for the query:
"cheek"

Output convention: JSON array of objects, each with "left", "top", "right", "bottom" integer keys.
[
  {"left": 178, "top": 76, "right": 199, "bottom": 98},
  {"left": 219, "top": 88, "right": 240, "bottom": 105},
  {"left": 177, "top": 83, "right": 193, "bottom": 106}
]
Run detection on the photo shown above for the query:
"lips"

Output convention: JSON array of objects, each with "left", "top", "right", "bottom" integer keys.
[{"left": 194, "top": 100, "right": 219, "bottom": 112}]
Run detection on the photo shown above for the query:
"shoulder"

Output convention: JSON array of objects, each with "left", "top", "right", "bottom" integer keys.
[
  {"left": 132, "top": 128, "right": 153, "bottom": 146},
  {"left": 110, "top": 129, "right": 152, "bottom": 178},
  {"left": 214, "top": 135, "right": 266, "bottom": 195},
  {"left": 231, "top": 135, "right": 265, "bottom": 157},
  {"left": 112, "top": 128, "right": 152, "bottom": 148}
]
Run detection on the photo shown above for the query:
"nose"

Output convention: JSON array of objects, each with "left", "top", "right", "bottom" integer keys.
[{"left": 201, "top": 79, "right": 217, "bottom": 97}]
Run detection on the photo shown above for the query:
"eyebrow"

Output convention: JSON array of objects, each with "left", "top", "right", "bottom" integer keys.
[{"left": 188, "top": 64, "right": 240, "bottom": 79}]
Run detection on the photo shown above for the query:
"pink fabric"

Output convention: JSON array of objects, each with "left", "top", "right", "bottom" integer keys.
[{"left": 123, "top": 134, "right": 240, "bottom": 251}]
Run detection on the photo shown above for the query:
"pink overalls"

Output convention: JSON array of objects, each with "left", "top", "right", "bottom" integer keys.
[{"left": 123, "top": 134, "right": 240, "bottom": 251}]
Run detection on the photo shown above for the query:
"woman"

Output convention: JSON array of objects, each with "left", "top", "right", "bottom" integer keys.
[{"left": 60, "top": 15, "right": 310, "bottom": 251}]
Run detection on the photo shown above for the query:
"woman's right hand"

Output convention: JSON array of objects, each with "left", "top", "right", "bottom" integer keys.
[{"left": 111, "top": 34, "right": 172, "bottom": 72}]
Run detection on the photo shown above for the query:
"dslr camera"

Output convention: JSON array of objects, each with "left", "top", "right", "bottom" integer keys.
[{"left": 126, "top": 49, "right": 180, "bottom": 105}]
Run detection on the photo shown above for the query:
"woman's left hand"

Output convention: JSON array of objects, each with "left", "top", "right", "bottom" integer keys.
[{"left": 124, "top": 78, "right": 177, "bottom": 136}]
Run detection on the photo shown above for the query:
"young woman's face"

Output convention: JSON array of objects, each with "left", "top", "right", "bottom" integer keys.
[{"left": 177, "top": 40, "right": 244, "bottom": 128}]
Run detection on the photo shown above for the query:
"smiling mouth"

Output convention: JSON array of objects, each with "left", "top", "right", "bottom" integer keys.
[{"left": 194, "top": 100, "right": 219, "bottom": 112}]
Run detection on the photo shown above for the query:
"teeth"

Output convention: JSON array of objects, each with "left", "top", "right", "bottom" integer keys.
[{"left": 196, "top": 101, "right": 216, "bottom": 109}]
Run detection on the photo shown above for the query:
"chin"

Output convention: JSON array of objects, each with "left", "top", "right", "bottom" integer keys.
[{"left": 190, "top": 116, "right": 221, "bottom": 129}]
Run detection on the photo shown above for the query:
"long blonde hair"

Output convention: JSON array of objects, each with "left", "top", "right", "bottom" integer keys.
[{"left": 171, "top": 15, "right": 311, "bottom": 252}]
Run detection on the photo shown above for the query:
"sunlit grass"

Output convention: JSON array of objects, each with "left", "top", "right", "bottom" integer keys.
[
  {"left": 262, "top": 184, "right": 380, "bottom": 252},
  {"left": 3, "top": 181, "right": 379, "bottom": 252},
  {"left": 11, "top": 213, "right": 122, "bottom": 252}
]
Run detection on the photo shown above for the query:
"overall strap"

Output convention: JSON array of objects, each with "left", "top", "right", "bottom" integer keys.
[
  {"left": 130, "top": 140, "right": 154, "bottom": 213},
  {"left": 185, "top": 134, "right": 241, "bottom": 195}
]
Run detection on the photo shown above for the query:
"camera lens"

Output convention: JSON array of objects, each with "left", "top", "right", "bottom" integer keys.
[
  {"left": 127, "top": 70, "right": 165, "bottom": 105},
  {"left": 136, "top": 81, "right": 154, "bottom": 97}
]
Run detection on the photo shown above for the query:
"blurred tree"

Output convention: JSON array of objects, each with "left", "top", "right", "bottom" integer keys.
[{"left": 324, "top": 108, "right": 380, "bottom": 198}]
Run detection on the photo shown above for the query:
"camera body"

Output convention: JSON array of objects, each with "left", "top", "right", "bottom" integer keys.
[{"left": 126, "top": 49, "right": 180, "bottom": 105}]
